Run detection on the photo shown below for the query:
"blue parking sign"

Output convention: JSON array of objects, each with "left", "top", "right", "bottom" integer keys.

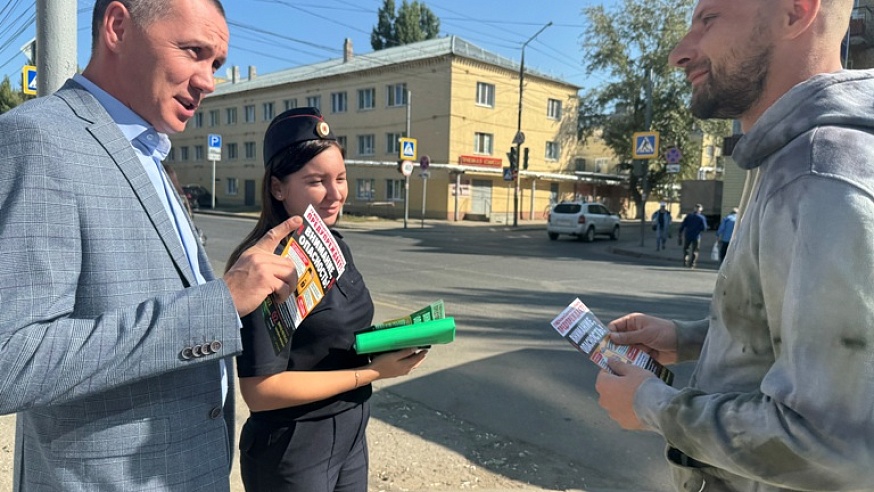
[{"left": 207, "top": 134, "right": 222, "bottom": 161}]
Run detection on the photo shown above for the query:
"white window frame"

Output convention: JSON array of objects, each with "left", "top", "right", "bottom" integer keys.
[
  {"left": 386, "top": 179, "right": 404, "bottom": 201},
  {"left": 180, "top": 146, "right": 189, "bottom": 161},
  {"left": 306, "top": 95, "right": 321, "bottom": 110},
  {"left": 284, "top": 99, "right": 298, "bottom": 111},
  {"left": 356, "top": 178, "right": 375, "bottom": 200},
  {"left": 194, "top": 145, "right": 204, "bottom": 160},
  {"left": 474, "top": 132, "right": 493, "bottom": 155},
  {"left": 225, "top": 107, "right": 237, "bottom": 125},
  {"left": 244, "top": 141, "right": 257, "bottom": 160},
  {"left": 226, "top": 177, "right": 238, "bottom": 196},
  {"left": 263, "top": 102, "right": 275, "bottom": 121},
  {"left": 386, "top": 83, "right": 407, "bottom": 107},
  {"left": 227, "top": 142, "right": 238, "bottom": 160},
  {"left": 547, "top": 99, "right": 562, "bottom": 120},
  {"left": 358, "top": 88, "right": 375, "bottom": 110},
  {"left": 331, "top": 92, "right": 348, "bottom": 113},
  {"left": 357, "top": 134, "right": 375, "bottom": 156},
  {"left": 193, "top": 112, "right": 203, "bottom": 128},
  {"left": 546, "top": 141, "right": 561, "bottom": 160},
  {"left": 386, "top": 132, "right": 404, "bottom": 155},
  {"left": 209, "top": 109, "right": 220, "bottom": 127},
  {"left": 244, "top": 105, "right": 256, "bottom": 123},
  {"left": 476, "top": 82, "right": 495, "bottom": 107}
]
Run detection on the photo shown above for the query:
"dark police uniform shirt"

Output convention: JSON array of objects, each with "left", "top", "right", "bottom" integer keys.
[{"left": 236, "top": 230, "right": 375, "bottom": 422}]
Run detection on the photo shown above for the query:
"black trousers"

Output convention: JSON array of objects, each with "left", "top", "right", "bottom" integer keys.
[{"left": 240, "top": 402, "right": 370, "bottom": 492}]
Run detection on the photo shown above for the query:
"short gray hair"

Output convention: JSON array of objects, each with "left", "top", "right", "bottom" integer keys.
[{"left": 90, "top": 0, "right": 225, "bottom": 51}]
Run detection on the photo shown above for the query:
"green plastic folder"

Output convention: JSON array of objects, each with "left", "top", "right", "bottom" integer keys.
[{"left": 354, "top": 317, "right": 456, "bottom": 354}]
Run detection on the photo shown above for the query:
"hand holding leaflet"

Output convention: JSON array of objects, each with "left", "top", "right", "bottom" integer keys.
[
  {"left": 550, "top": 298, "right": 674, "bottom": 385},
  {"left": 261, "top": 204, "right": 347, "bottom": 354}
]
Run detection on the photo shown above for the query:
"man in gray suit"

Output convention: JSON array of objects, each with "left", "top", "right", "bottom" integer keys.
[{"left": 0, "top": 0, "right": 300, "bottom": 490}]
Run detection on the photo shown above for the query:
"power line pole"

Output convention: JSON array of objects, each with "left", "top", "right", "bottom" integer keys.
[
  {"left": 403, "top": 89, "right": 411, "bottom": 229},
  {"left": 513, "top": 21, "right": 552, "bottom": 227},
  {"left": 36, "top": 0, "right": 77, "bottom": 96},
  {"left": 639, "top": 67, "right": 653, "bottom": 246}
]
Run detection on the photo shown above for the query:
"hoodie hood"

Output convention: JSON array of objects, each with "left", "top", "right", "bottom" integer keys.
[{"left": 733, "top": 69, "right": 874, "bottom": 170}]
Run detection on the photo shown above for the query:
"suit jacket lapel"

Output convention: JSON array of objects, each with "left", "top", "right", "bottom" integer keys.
[{"left": 57, "top": 81, "right": 198, "bottom": 286}]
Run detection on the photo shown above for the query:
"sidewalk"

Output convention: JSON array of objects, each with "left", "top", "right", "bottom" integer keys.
[{"left": 610, "top": 220, "right": 721, "bottom": 270}]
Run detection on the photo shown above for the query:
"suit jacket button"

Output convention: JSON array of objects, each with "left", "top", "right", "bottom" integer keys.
[
  {"left": 200, "top": 343, "right": 213, "bottom": 355},
  {"left": 180, "top": 347, "right": 193, "bottom": 360},
  {"left": 209, "top": 406, "right": 222, "bottom": 419},
  {"left": 191, "top": 344, "right": 203, "bottom": 357},
  {"left": 210, "top": 341, "right": 223, "bottom": 353}
]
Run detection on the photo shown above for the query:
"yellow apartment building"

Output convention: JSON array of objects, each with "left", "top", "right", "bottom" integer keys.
[{"left": 168, "top": 36, "right": 627, "bottom": 222}]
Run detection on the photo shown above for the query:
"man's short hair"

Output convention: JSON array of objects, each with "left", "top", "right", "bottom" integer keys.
[{"left": 90, "top": 0, "right": 226, "bottom": 51}]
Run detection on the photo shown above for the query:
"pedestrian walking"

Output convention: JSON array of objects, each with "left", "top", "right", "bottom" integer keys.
[
  {"left": 715, "top": 207, "right": 738, "bottom": 263},
  {"left": 651, "top": 202, "right": 672, "bottom": 251},
  {"left": 678, "top": 204, "right": 708, "bottom": 268}
]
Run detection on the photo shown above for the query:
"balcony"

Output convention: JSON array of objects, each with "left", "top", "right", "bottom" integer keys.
[{"left": 849, "top": 6, "right": 874, "bottom": 48}]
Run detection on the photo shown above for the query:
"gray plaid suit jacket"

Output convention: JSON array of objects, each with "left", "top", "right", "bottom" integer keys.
[{"left": 0, "top": 80, "right": 243, "bottom": 491}]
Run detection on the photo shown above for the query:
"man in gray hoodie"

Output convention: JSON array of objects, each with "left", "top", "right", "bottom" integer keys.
[{"left": 595, "top": 0, "right": 874, "bottom": 490}]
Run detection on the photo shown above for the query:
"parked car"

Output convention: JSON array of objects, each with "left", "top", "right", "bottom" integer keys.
[
  {"left": 547, "top": 201, "right": 620, "bottom": 242},
  {"left": 182, "top": 185, "right": 215, "bottom": 209}
]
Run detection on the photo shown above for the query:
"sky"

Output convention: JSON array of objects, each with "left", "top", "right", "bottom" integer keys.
[{"left": 0, "top": 0, "right": 620, "bottom": 94}]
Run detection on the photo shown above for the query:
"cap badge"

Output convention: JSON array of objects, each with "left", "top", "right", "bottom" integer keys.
[{"left": 317, "top": 121, "right": 331, "bottom": 138}]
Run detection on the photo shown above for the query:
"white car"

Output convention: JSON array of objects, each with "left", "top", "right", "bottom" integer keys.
[{"left": 547, "top": 202, "right": 621, "bottom": 242}]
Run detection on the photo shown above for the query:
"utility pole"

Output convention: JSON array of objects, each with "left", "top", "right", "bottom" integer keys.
[
  {"left": 36, "top": 0, "right": 77, "bottom": 96},
  {"left": 513, "top": 21, "right": 552, "bottom": 227},
  {"left": 639, "top": 67, "right": 653, "bottom": 246},
  {"left": 403, "top": 89, "right": 411, "bottom": 229}
]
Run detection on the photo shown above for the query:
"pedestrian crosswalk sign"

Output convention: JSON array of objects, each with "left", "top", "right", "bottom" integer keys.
[
  {"left": 632, "top": 131, "right": 659, "bottom": 159},
  {"left": 399, "top": 137, "right": 417, "bottom": 161},
  {"left": 22, "top": 65, "right": 37, "bottom": 96}
]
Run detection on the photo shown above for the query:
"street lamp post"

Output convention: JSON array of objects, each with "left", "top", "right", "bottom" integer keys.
[{"left": 513, "top": 21, "right": 552, "bottom": 227}]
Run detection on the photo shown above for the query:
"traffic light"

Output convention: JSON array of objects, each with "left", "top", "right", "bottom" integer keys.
[
  {"left": 506, "top": 147, "right": 518, "bottom": 170},
  {"left": 523, "top": 147, "right": 529, "bottom": 170}
]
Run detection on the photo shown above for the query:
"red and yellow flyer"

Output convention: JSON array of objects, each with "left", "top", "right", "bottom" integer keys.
[{"left": 550, "top": 298, "right": 674, "bottom": 385}]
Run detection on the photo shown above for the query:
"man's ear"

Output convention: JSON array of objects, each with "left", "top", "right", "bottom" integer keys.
[
  {"left": 782, "top": 0, "right": 820, "bottom": 40},
  {"left": 101, "top": 1, "right": 132, "bottom": 54}
]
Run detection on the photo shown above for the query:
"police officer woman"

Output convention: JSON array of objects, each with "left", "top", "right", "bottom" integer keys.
[{"left": 227, "top": 107, "right": 428, "bottom": 491}]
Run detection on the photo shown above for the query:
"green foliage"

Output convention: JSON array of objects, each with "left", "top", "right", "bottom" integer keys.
[
  {"left": 0, "top": 76, "right": 32, "bottom": 114},
  {"left": 371, "top": 0, "right": 441, "bottom": 50},
  {"left": 577, "top": 0, "right": 731, "bottom": 216}
]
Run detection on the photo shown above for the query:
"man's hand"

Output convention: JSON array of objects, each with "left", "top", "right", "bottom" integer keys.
[
  {"left": 608, "top": 313, "right": 679, "bottom": 365},
  {"left": 223, "top": 217, "right": 303, "bottom": 316},
  {"left": 595, "top": 358, "right": 655, "bottom": 430}
]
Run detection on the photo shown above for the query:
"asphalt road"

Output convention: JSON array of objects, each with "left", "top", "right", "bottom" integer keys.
[{"left": 0, "top": 216, "right": 717, "bottom": 492}]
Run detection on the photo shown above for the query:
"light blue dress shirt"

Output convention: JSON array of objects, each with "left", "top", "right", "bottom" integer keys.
[{"left": 73, "top": 74, "right": 227, "bottom": 402}]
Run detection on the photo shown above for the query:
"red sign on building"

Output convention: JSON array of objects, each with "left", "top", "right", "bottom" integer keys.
[{"left": 458, "top": 155, "right": 503, "bottom": 167}]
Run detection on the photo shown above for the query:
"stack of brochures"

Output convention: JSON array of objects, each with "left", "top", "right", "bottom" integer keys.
[{"left": 354, "top": 300, "right": 456, "bottom": 354}]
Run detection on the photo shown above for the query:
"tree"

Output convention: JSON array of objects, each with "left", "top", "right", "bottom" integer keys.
[
  {"left": 371, "top": 0, "right": 440, "bottom": 51},
  {"left": 577, "top": 0, "right": 731, "bottom": 218},
  {"left": 0, "top": 76, "right": 31, "bottom": 115}
]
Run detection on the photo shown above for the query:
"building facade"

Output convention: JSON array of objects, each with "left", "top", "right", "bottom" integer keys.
[{"left": 168, "top": 36, "right": 628, "bottom": 222}]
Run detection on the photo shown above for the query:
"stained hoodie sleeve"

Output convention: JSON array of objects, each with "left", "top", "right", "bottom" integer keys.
[
  {"left": 673, "top": 319, "right": 708, "bottom": 362},
  {"left": 634, "top": 176, "right": 874, "bottom": 490}
]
